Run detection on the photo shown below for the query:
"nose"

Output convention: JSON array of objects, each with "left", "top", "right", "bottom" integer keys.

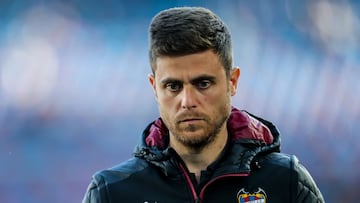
[{"left": 180, "top": 86, "right": 197, "bottom": 110}]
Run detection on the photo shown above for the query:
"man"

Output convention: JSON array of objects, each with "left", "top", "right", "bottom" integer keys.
[{"left": 82, "top": 7, "right": 324, "bottom": 203}]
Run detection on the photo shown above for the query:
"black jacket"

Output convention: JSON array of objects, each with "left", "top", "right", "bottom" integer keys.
[{"left": 82, "top": 108, "right": 324, "bottom": 203}]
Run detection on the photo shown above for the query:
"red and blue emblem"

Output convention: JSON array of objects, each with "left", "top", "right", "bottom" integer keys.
[{"left": 237, "top": 187, "right": 267, "bottom": 203}]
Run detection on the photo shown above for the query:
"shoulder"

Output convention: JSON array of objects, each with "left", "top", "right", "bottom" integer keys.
[
  {"left": 92, "top": 157, "right": 149, "bottom": 185},
  {"left": 258, "top": 152, "right": 314, "bottom": 181},
  {"left": 260, "top": 152, "right": 293, "bottom": 166},
  {"left": 82, "top": 157, "right": 151, "bottom": 203},
  {"left": 253, "top": 152, "right": 296, "bottom": 173},
  {"left": 257, "top": 152, "right": 324, "bottom": 202},
  {"left": 82, "top": 157, "right": 150, "bottom": 203},
  {"left": 260, "top": 153, "right": 317, "bottom": 183}
]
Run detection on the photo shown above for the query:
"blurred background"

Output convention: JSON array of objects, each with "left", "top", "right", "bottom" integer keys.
[{"left": 0, "top": 0, "right": 359, "bottom": 202}]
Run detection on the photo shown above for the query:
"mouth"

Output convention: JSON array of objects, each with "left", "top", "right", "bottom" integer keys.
[
  {"left": 177, "top": 112, "right": 206, "bottom": 124},
  {"left": 178, "top": 118, "right": 203, "bottom": 123}
]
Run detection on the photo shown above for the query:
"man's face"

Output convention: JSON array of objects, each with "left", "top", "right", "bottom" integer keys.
[{"left": 149, "top": 50, "right": 240, "bottom": 150}]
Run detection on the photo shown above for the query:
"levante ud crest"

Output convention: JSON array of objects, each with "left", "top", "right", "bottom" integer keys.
[{"left": 237, "top": 187, "right": 267, "bottom": 203}]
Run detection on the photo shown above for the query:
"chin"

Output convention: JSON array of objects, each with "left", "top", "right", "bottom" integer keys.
[{"left": 180, "top": 131, "right": 213, "bottom": 145}]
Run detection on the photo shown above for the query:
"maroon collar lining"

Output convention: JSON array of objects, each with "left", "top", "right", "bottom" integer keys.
[{"left": 145, "top": 107, "right": 274, "bottom": 148}]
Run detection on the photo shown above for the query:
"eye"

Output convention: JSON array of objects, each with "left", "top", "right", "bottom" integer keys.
[
  {"left": 196, "top": 80, "right": 211, "bottom": 89},
  {"left": 165, "top": 82, "right": 182, "bottom": 92}
]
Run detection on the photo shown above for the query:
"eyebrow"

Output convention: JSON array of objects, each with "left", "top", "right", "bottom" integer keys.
[
  {"left": 190, "top": 75, "right": 216, "bottom": 84},
  {"left": 160, "top": 74, "right": 216, "bottom": 85},
  {"left": 160, "top": 78, "right": 182, "bottom": 85}
]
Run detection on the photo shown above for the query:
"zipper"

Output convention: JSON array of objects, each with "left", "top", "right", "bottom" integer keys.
[
  {"left": 178, "top": 163, "right": 199, "bottom": 203},
  {"left": 198, "top": 173, "right": 249, "bottom": 201},
  {"left": 179, "top": 162, "right": 249, "bottom": 203}
]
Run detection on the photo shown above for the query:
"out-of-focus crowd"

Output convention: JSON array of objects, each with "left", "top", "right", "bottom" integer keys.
[{"left": 0, "top": 1, "right": 359, "bottom": 202}]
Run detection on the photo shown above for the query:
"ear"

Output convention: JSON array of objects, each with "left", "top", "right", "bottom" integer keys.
[
  {"left": 229, "top": 67, "right": 240, "bottom": 96},
  {"left": 148, "top": 73, "right": 158, "bottom": 98}
]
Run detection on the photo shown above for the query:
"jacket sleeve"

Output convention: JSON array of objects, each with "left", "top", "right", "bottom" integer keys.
[
  {"left": 291, "top": 155, "right": 325, "bottom": 203},
  {"left": 82, "top": 175, "right": 108, "bottom": 203}
]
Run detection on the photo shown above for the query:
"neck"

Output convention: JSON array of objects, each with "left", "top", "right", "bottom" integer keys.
[{"left": 170, "top": 127, "right": 228, "bottom": 183}]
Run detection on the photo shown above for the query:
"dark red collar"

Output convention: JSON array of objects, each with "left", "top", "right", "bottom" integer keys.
[{"left": 145, "top": 107, "right": 274, "bottom": 148}]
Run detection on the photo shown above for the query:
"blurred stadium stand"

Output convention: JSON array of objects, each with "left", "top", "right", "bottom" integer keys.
[{"left": 0, "top": 1, "right": 359, "bottom": 202}]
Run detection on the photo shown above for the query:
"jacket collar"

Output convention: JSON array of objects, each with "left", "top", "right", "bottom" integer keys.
[
  {"left": 143, "top": 107, "right": 277, "bottom": 149},
  {"left": 134, "top": 107, "right": 282, "bottom": 176}
]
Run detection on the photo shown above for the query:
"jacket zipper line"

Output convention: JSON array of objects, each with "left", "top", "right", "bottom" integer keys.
[
  {"left": 199, "top": 173, "right": 249, "bottom": 201},
  {"left": 179, "top": 162, "right": 249, "bottom": 203},
  {"left": 178, "top": 163, "right": 199, "bottom": 203}
]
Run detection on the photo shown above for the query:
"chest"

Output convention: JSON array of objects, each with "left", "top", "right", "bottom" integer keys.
[{"left": 107, "top": 167, "right": 293, "bottom": 203}]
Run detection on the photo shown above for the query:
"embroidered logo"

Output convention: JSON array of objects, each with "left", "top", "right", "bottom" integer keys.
[{"left": 237, "top": 187, "right": 267, "bottom": 203}]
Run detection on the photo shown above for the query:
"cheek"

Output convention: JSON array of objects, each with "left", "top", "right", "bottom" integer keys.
[
  {"left": 157, "top": 93, "right": 176, "bottom": 108},
  {"left": 206, "top": 87, "right": 230, "bottom": 103}
]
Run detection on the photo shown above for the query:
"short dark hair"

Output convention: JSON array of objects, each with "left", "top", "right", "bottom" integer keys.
[{"left": 149, "top": 7, "right": 233, "bottom": 77}]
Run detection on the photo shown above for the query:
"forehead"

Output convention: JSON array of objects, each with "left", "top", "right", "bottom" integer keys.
[{"left": 154, "top": 50, "right": 225, "bottom": 79}]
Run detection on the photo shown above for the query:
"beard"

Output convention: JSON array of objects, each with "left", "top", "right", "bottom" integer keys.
[{"left": 165, "top": 104, "right": 231, "bottom": 152}]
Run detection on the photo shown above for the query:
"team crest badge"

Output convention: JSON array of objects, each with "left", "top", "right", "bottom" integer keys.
[{"left": 237, "top": 187, "right": 267, "bottom": 203}]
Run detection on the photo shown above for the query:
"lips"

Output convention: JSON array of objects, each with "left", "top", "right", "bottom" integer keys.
[
  {"left": 181, "top": 118, "right": 201, "bottom": 121},
  {"left": 176, "top": 112, "right": 206, "bottom": 123},
  {"left": 178, "top": 117, "right": 203, "bottom": 124}
]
